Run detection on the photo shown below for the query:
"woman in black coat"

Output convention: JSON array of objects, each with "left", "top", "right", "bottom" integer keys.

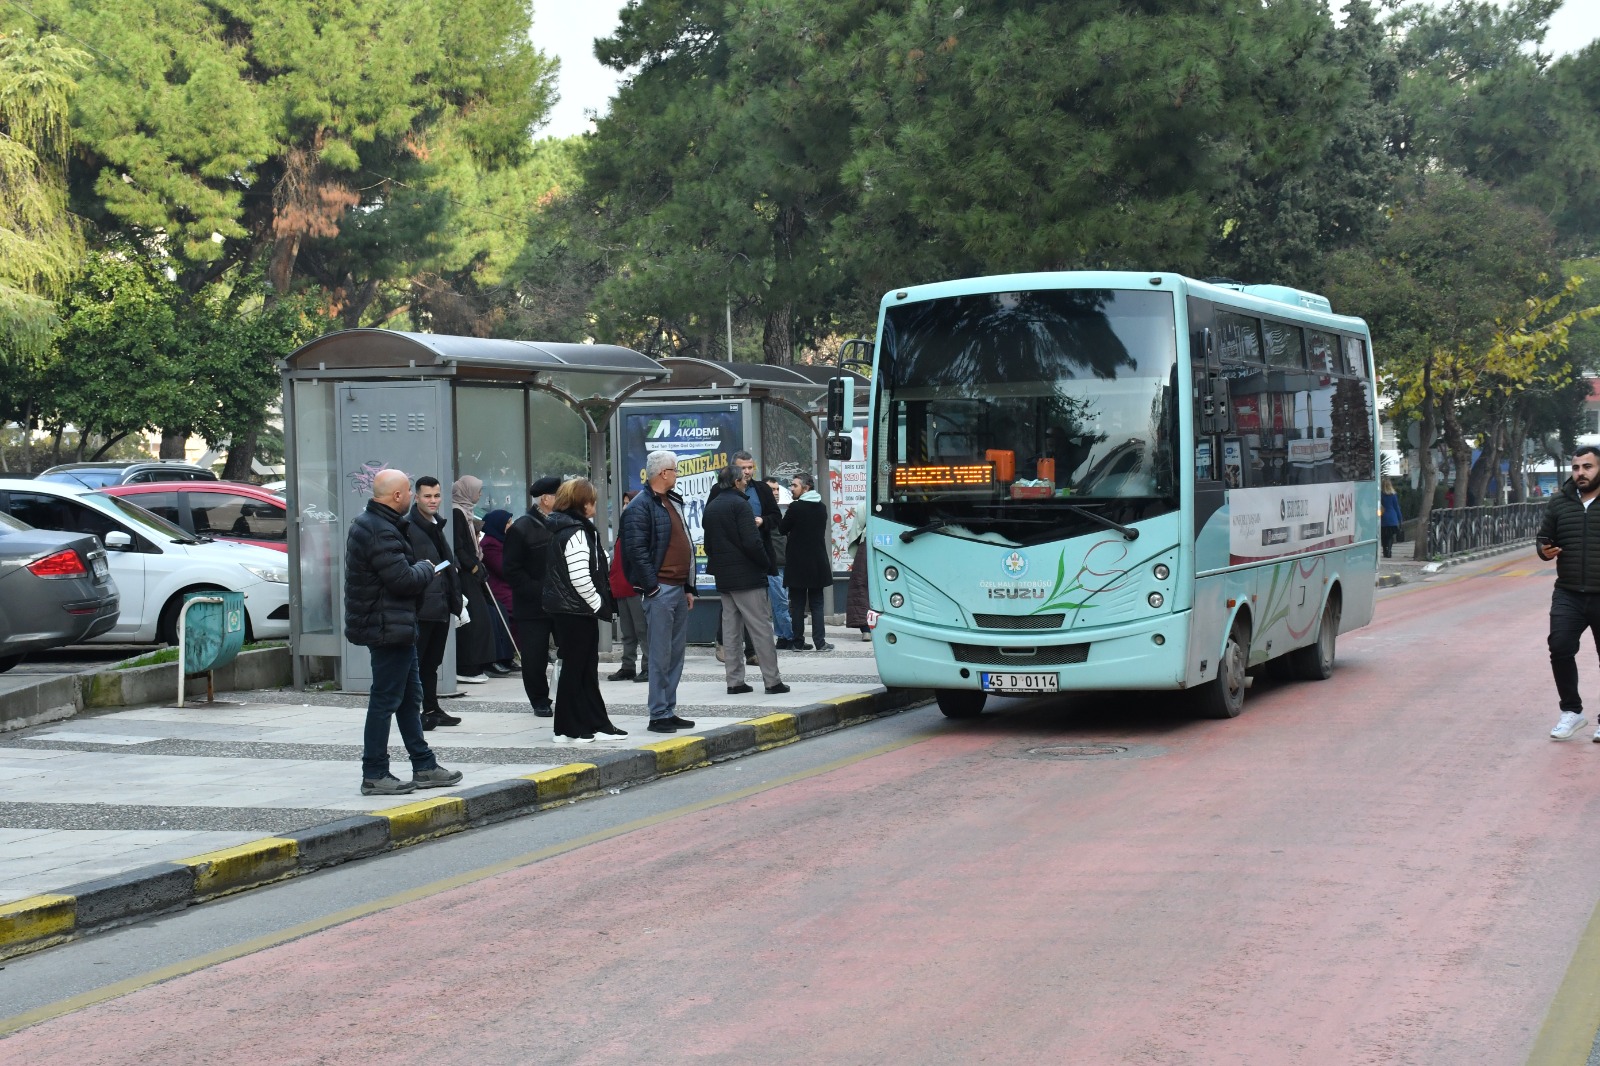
[
  {"left": 542, "top": 478, "right": 624, "bottom": 742},
  {"left": 450, "top": 476, "right": 497, "bottom": 682},
  {"left": 780, "top": 470, "right": 832, "bottom": 651}
]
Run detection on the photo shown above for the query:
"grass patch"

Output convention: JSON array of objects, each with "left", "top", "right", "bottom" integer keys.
[{"left": 114, "top": 640, "right": 281, "bottom": 671}]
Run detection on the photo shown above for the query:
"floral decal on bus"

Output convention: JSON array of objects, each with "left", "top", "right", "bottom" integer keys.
[{"left": 1032, "top": 538, "right": 1132, "bottom": 613}]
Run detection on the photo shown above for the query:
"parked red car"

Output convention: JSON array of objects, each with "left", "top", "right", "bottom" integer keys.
[{"left": 102, "top": 481, "right": 289, "bottom": 553}]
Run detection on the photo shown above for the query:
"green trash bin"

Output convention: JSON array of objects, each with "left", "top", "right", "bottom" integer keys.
[{"left": 181, "top": 590, "right": 246, "bottom": 676}]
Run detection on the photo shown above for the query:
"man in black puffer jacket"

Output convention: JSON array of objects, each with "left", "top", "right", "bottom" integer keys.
[
  {"left": 703, "top": 465, "right": 788, "bottom": 696},
  {"left": 404, "top": 475, "right": 463, "bottom": 731},
  {"left": 503, "top": 475, "right": 560, "bottom": 716},
  {"left": 344, "top": 469, "right": 463, "bottom": 796},
  {"left": 1537, "top": 446, "right": 1600, "bottom": 742}
]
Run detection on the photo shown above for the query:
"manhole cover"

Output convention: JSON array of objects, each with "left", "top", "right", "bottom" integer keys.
[{"left": 1028, "top": 744, "right": 1128, "bottom": 759}]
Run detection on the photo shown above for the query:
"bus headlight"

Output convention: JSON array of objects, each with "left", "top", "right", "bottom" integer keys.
[
  {"left": 1148, "top": 592, "right": 1164, "bottom": 608},
  {"left": 1153, "top": 563, "right": 1170, "bottom": 580},
  {"left": 889, "top": 593, "right": 905, "bottom": 609},
  {"left": 884, "top": 566, "right": 899, "bottom": 581}
]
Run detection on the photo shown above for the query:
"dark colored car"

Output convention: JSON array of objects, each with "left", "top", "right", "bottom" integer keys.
[
  {"left": 0, "top": 511, "right": 120, "bottom": 671},
  {"left": 102, "top": 482, "right": 289, "bottom": 553},
  {"left": 36, "top": 461, "right": 218, "bottom": 489}
]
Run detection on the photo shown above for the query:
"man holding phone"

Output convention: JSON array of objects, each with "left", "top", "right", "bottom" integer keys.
[
  {"left": 1536, "top": 445, "right": 1600, "bottom": 740},
  {"left": 406, "top": 475, "right": 464, "bottom": 730}
]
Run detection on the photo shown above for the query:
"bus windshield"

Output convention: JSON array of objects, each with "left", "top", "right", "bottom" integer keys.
[{"left": 875, "top": 287, "right": 1179, "bottom": 544}]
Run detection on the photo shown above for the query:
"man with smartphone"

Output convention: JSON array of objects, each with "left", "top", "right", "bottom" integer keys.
[
  {"left": 405, "top": 475, "right": 464, "bottom": 731},
  {"left": 1536, "top": 445, "right": 1600, "bottom": 740}
]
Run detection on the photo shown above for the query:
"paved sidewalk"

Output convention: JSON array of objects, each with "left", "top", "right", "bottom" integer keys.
[{"left": 0, "top": 640, "right": 887, "bottom": 907}]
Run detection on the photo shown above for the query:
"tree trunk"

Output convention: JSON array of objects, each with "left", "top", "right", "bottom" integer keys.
[
  {"left": 267, "top": 233, "right": 302, "bottom": 297},
  {"left": 221, "top": 422, "right": 260, "bottom": 482},
  {"left": 1507, "top": 403, "right": 1528, "bottom": 503},
  {"left": 762, "top": 303, "right": 794, "bottom": 366},
  {"left": 91, "top": 433, "right": 132, "bottom": 461},
  {"left": 340, "top": 278, "right": 380, "bottom": 329},
  {"left": 1467, "top": 419, "right": 1502, "bottom": 507},
  {"left": 1412, "top": 363, "right": 1440, "bottom": 561},
  {"left": 160, "top": 432, "right": 187, "bottom": 460},
  {"left": 1439, "top": 401, "right": 1471, "bottom": 508}
]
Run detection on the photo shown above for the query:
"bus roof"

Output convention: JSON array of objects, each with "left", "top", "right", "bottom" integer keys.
[{"left": 878, "top": 271, "right": 1369, "bottom": 335}]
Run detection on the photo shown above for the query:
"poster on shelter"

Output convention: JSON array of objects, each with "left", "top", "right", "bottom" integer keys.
[
  {"left": 621, "top": 405, "right": 743, "bottom": 591},
  {"left": 828, "top": 426, "right": 869, "bottom": 572}
]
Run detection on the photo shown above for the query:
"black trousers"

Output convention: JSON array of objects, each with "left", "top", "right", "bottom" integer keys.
[
  {"left": 416, "top": 619, "right": 449, "bottom": 715},
  {"left": 517, "top": 614, "right": 554, "bottom": 709},
  {"left": 1550, "top": 588, "right": 1600, "bottom": 713},
  {"left": 789, "top": 587, "right": 826, "bottom": 648},
  {"left": 1381, "top": 525, "right": 1399, "bottom": 557}
]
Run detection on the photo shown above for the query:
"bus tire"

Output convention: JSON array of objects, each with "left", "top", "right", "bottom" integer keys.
[
  {"left": 1196, "top": 619, "right": 1249, "bottom": 720},
  {"left": 1288, "top": 594, "right": 1340, "bottom": 682},
  {"left": 936, "top": 689, "right": 986, "bottom": 719}
]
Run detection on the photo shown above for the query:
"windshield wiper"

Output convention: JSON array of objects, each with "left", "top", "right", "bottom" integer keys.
[
  {"left": 899, "top": 518, "right": 947, "bottom": 543},
  {"left": 1056, "top": 503, "right": 1139, "bottom": 541}
]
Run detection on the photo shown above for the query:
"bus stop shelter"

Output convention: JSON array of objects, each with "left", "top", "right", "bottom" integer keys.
[
  {"left": 614, "top": 357, "right": 867, "bottom": 643},
  {"left": 281, "top": 329, "right": 667, "bottom": 691}
]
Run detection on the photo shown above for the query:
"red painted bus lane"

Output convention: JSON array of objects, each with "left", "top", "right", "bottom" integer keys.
[{"left": 4, "top": 559, "right": 1598, "bottom": 1064}]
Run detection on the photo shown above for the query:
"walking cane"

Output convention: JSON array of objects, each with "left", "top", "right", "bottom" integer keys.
[{"left": 487, "top": 594, "right": 522, "bottom": 669}]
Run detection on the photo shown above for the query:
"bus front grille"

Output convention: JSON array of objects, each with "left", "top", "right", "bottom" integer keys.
[
  {"left": 972, "top": 613, "right": 1065, "bottom": 630},
  {"left": 951, "top": 643, "right": 1089, "bottom": 666}
]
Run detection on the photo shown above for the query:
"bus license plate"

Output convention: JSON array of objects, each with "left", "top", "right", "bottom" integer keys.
[{"left": 981, "top": 672, "right": 1059, "bottom": 694}]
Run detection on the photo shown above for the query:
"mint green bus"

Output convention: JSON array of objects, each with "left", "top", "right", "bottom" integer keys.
[{"left": 857, "top": 272, "right": 1379, "bottom": 719}]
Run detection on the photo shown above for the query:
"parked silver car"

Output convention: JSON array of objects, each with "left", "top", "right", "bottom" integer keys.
[
  {"left": 0, "top": 511, "right": 120, "bottom": 671},
  {"left": 35, "top": 461, "right": 218, "bottom": 488}
]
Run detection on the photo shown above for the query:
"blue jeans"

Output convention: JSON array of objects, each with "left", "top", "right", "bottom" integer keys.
[
  {"left": 642, "top": 584, "right": 690, "bottom": 721},
  {"left": 768, "top": 570, "right": 792, "bottom": 639},
  {"left": 363, "top": 643, "right": 438, "bottom": 781}
]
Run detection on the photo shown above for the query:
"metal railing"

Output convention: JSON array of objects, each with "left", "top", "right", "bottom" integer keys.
[{"left": 1424, "top": 503, "right": 1545, "bottom": 558}]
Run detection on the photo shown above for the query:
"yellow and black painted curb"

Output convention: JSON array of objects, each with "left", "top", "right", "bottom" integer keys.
[{"left": 0, "top": 686, "right": 930, "bottom": 962}]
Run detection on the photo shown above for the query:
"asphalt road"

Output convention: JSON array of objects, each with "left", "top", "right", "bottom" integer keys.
[{"left": 4, "top": 555, "right": 1599, "bottom": 1064}]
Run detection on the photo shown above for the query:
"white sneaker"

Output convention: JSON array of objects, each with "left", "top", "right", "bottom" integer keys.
[
  {"left": 551, "top": 734, "right": 572, "bottom": 744},
  {"left": 457, "top": 674, "right": 488, "bottom": 684},
  {"left": 1591, "top": 724, "right": 1600, "bottom": 743},
  {"left": 1552, "top": 711, "right": 1588, "bottom": 740}
]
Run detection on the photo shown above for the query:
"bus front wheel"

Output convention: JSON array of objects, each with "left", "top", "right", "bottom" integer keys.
[
  {"left": 936, "top": 689, "right": 987, "bottom": 719},
  {"left": 1196, "top": 621, "right": 1249, "bottom": 720}
]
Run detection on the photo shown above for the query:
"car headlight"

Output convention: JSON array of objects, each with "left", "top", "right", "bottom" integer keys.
[{"left": 243, "top": 564, "right": 289, "bottom": 584}]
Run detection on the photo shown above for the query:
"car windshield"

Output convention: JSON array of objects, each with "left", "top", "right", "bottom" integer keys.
[
  {"left": 38, "top": 468, "right": 121, "bottom": 489},
  {"left": 874, "top": 287, "right": 1179, "bottom": 543},
  {"left": 88, "top": 492, "right": 200, "bottom": 544}
]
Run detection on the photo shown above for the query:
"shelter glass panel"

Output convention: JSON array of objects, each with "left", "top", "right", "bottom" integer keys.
[
  {"left": 456, "top": 385, "right": 527, "bottom": 518},
  {"left": 292, "top": 380, "right": 339, "bottom": 636},
  {"left": 761, "top": 403, "right": 815, "bottom": 482},
  {"left": 527, "top": 389, "right": 589, "bottom": 486}
]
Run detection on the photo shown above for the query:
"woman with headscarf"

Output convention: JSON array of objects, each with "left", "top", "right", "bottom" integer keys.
[
  {"left": 450, "top": 475, "right": 497, "bottom": 683},
  {"left": 542, "top": 477, "right": 624, "bottom": 742},
  {"left": 479, "top": 508, "right": 520, "bottom": 675}
]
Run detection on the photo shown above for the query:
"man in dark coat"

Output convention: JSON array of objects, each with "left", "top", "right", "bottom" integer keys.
[
  {"left": 780, "top": 470, "right": 833, "bottom": 650},
  {"left": 1537, "top": 445, "right": 1600, "bottom": 741},
  {"left": 704, "top": 465, "right": 788, "bottom": 695},
  {"left": 404, "top": 475, "right": 463, "bottom": 731},
  {"left": 619, "top": 450, "right": 697, "bottom": 733},
  {"left": 503, "top": 475, "right": 561, "bottom": 716},
  {"left": 344, "top": 468, "right": 463, "bottom": 795}
]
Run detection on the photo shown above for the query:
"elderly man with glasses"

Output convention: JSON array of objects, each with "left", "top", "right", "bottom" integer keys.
[{"left": 618, "top": 449, "right": 698, "bottom": 734}]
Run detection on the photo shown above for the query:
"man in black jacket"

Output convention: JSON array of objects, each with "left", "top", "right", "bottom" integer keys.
[
  {"left": 344, "top": 468, "right": 463, "bottom": 795},
  {"left": 1537, "top": 445, "right": 1600, "bottom": 741},
  {"left": 502, "top": 475, "right": 561, "bottom": 716},
  {"left": 704, "top": 465, "right": 789, "bottom": 696},
  {"left": 405, "top": 475, "right": 463, "bottom": 731}
]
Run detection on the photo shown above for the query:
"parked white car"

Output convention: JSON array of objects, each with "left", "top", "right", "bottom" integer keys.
[{"left": 0, "top": 479, "right": 290, "bottom": 645}]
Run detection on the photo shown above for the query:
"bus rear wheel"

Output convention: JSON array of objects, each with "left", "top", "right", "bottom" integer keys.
[
  {"left": 1287, "top": 595, "right": 1340, "bottom": 681},
  {"left": 936, "top": 689, "right": 987, "bottom": 719},
  {"left": 1196, "top": 620, "right": 1249, "bottom": 720}
]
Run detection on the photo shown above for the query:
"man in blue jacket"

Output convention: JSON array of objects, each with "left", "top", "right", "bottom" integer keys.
[
  {"left": 344, "top": 468, "right": 464, "bottom": 795},
  {"left": 619, "top": 450, "right": 698, "bottom": 734}
]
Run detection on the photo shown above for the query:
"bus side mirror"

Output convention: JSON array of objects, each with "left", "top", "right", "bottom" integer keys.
[{"left": 827, "top": 377, "right": 855, "bottom": 433}]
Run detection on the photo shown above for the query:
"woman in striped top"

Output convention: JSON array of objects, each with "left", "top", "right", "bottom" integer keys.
[{"left": 541, "top": 478, "right": 622, "bottom": 742}]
